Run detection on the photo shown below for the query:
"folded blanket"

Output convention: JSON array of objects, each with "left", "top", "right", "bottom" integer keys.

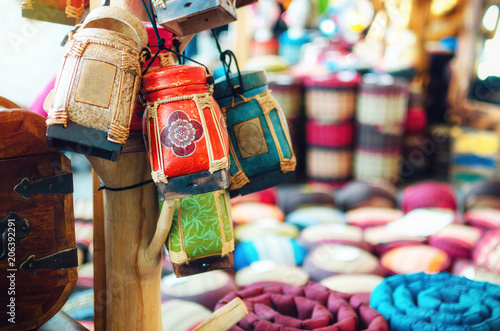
[
  {"left": 216, "top": 282, "right": 388, "bottom": 330},
  {"left": 370, "top": 272, "right": 500, "bottom": 331}
]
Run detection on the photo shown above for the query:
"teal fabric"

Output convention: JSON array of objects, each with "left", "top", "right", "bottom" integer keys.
[
  {"left": 370, "top": 273, "right": 500, "bottom": 331},
  {"left": 214, "top": 70, "right": 294, "bottom": 194}
]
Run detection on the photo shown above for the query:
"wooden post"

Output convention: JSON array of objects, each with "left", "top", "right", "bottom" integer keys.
[
  {"left": 92, "top": 171, "right": 106, "bottom": 331},
  {"left": 87, "top": 136, "right": 172, "bottom": 330}
]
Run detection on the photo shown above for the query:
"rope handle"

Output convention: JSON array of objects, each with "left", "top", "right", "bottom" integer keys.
[
  {"left": 211, "top": 29, "right": 244, "bottom": 95},
  {"left": 140, "top": 0, "right": 213, "bottom": 85}
]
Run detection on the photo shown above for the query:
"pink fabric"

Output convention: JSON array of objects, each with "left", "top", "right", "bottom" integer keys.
[
  {"left": 428, "top": 225, "right": 482, "bottom": 259},
  {"left": 306, "top": 120, "right": 353, "bottom": 148},
  {"left": 217, "top": 283, "right": 388, "bottom": 331},
  {"left": 404, "top": 108, "right": 427, "bottom": 134},
  {"left": 473, "top": 229, "right": 500, "bottom": 274},
  {"left": 465, "top": 209, "right": 500, "bottom": 230},
  {"left": 401, "top": 181, "right": 457, "bottom": 213},
  {"left": 30, "top": 75, "right": 55, "bottom": 117}
]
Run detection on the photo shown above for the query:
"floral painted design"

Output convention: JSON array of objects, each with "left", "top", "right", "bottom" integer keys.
[{"left": 160, "top": 111, "right": 203, "bottom": 157}]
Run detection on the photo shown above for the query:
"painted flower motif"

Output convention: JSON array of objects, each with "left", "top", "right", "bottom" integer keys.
[{"left": 160, "top": 111, "right": 204, "bottom": 157}]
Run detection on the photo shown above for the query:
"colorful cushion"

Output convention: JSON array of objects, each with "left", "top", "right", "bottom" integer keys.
[
  {"left": 230, "top": 187, "right": 278, "bottom": 206},
  {"left": 473, "top": 229, "right": 500, "bottom": 275},
  {"left": 285, "top": 206, "right": 346, "bottom": 230},
  {"left": 233, "top": 236, "right": 307, "bottom": 271},
  {"left": 385, "top": 208, "right": 456, "bottom": 237},
  {"left": 161, "top": 300, "right": 212, "bottom": 331},
  {"left": 280, "top": 185, "right": 336, "bottom": 215},
  {"left": 428, "top": 224, "right": 483, "bottom": 259},
  {"left": 75, "top": 262, "right": 93, "bottom": 291},
  {"left": 364, "top": 226, "right": 427, "bottom": 256},
  {"left": 231, "top": 202, "right": 285, "bottom": 225},
  {"left": 161, "top": 270, "right": 238, "bottom": 310},
  {"left": 463, "top": 180, "right": 500, "bottom": 210},
  {"left": 320, "top": 274, "right": 384, "bottom": 296},
  {"left": 235, "top": 261, "right": 310, "bottom": 287},
  {"left": 216, "top": 282, "right": 388, "bottom": 330},
  {"left": 370, "top": 272, "right": 500, "bottom": 331},
  {"left": 381, "top": 245, "right": 451, "bottom": 275},
  {"left": 235, "top": 219, "right": 300, "bottom": 242},
  {"left": 452, "top": 259, "right": 500, "bottom": 286},
  {"left": 62, "top": 289, "right": 94, "bottom": 321},
  {"left": 303, "top": 244, "right": 384, "bottom": 282},
  {"left": 297, "top": 224, "right": 369, "bottom": 251},
  {"left": 401, "top": 181, "right": 457, "bottom": 213},
  {"left": 346, "top": 207, "right": 403, "bottom": 229},
  {"left": 336, "top": 180, "right": 397, "bottom": 211},
  {"left": 465, "top": 208, "right": 500, "bottom": 230}
]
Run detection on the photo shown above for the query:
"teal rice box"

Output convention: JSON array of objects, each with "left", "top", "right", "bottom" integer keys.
[{"left": 213, "top": 70, "right": 296, "bottom": 197}]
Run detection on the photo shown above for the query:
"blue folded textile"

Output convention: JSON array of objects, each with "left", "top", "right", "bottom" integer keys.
[
  {"left": 370, "top": 272, "right": 500, "bottom": 331},
  {"left": 453, "top": 154, "right": 497, "bottom": 169},
  {"left": 233, "top": 236, "right": 307, "bottom": 271}
]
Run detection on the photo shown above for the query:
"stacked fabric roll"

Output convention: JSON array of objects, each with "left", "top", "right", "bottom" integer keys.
[
  {"left": 268, "top": 73, "right": 305, "bottom": 177},
  {"left": 354, "top": 74, "right": 409, "bottom": 183},
  {"left": 304, "top": 71, "right": 361, "bottom": 187},
  {"left": 401, "top": 86, "right": 428, "bottom": 182},
  {"left": 450, "top": 126, "right": 500, "bottom": 185}
]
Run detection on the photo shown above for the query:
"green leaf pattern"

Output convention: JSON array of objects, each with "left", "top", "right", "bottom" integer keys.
[{"left": 168, "top": 190, "right": 232, "bottom": 259}]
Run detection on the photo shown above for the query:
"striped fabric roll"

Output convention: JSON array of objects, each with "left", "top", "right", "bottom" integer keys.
[
  {"left": 268, "top": 73, "right": 304, "bottom": 120},
  {"left": 356, "top": 74, "right": 409, "bottom": 128},
  {"left": 354, "top": 149, "right": 400, "bottom": 183},
  {"left": 356, "top": 124, "right": 403, "bottom": 150},
  {"left": 450, "top": 126, "right": 500, "bottom": 185},
  {"left": 304, "top": 71, "right": 361, "bottom": 122},
  {"left": 306, "top": 120, "right": 354, "bottom": 148},
  {"left": 307, "top": 147, "right": 352, "bottom": 183}
]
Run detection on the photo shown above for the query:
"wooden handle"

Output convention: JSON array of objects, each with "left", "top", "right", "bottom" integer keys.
[{"left": 193, "top": 298, "right": 248, "bottom": 331}]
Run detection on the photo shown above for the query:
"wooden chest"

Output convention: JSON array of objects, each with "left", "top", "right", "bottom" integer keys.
[{"left": 0, "top": 110, "right": 77, "bottom": 330}]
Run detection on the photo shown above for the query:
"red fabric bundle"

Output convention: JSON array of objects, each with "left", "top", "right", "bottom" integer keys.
[
  {"left": 216, "top": 282, "right": 388, "bottom": 330},
  {"left": 401, "top": 181, "right": 457, "bottom": 213}
]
